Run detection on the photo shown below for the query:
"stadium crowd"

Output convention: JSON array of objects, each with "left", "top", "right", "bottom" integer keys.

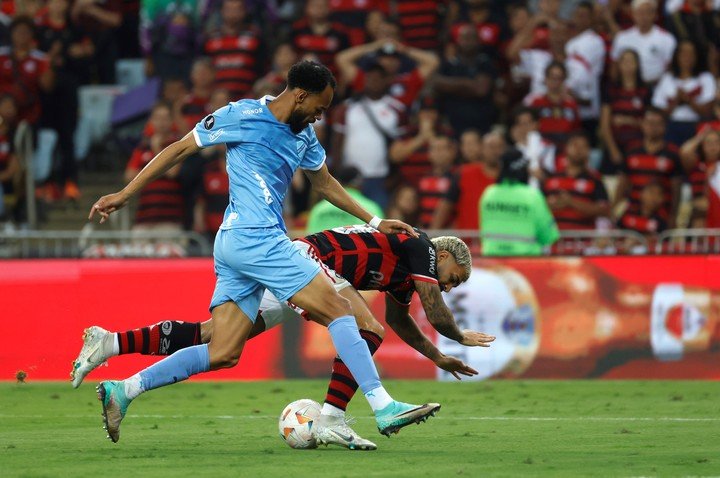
[{"left": 0, "top": 0, "right": 719, "bottom": 251}]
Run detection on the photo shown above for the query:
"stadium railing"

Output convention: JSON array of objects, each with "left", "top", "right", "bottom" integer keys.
[
  {"left": 0, "top": 229, "right": 213, "bottom": 258},
  {"left": 655, "top": 229, "right": 720, "bottom": 254}
]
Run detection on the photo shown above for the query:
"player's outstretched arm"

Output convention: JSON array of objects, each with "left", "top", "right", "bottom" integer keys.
[
  {"left": 415, "top": 281, "right": 496, "bottom": 346},
  {"left": 89, "top": 132, "right": 201, "bottom": 223},
  {"left": 304, "top": 164, "right": 418, "bottom": 236},
  {"left": 385, "top": 294, "right": 478, "bottom": 380}
]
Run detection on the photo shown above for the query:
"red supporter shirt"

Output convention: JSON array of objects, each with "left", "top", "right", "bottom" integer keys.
[
  {"left": 417, "top": 171, "right": 453, "bottom": 227},
  {"left": 180, "top": 93, "right": 210, "bottom": 129},
  {"left": 204, "top": 27, "right": 263, "bottom": 99},
  {"left": 127, "top": 139, "right": 184, "bottom": 225},
  {"left": 617, "top": 211, "right": 667, "bottom": 235},
  {"left": 352, "top": 68, "right": 424, "bottom": 108},
  {"left": 602, "top": 83, "right": 651, "bottom": 150},
  {"left": 0, "top": 48, "right": 50, "bottom": 124},
  {"left": 542, "top": 170, "right": 609, "bottom": 230},
  {"left": 444, "top": 163, "right": 495, "bottom": 230},
  {"left": 621, "top": 142, "right": 682, "bottom": 219},
  {"left": 301, "top": 226, "right": 439, "bottom": 305},
  {"left": 395, "top": 123, "right": 454, "bottom": 187},
  {"left": 525, "top": 93, "right": 581, "bottom": 148}
]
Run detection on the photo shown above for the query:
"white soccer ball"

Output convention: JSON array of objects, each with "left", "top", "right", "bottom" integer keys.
[{"left": 278, "top": 399, "right": 321, "bottom": 449}]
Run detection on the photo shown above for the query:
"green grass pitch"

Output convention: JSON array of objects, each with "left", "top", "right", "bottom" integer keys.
[{"left": 1, "top": 380, "right": 719, "bottom": 477}]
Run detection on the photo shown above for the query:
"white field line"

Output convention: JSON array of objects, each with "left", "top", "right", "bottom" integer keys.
[{"left": 1, "top": 414, "right": 718, "bottom": 422}]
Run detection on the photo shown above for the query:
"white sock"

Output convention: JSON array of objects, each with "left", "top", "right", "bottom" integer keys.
[
  {"left": 123, "top": 373, "right": 144, "bottom": 400},
  {"left": 111, "top": 333, "right": 120, "bottom": 355},
  {"left": 321, "top": 403, "right": 345, "bottom": 417},
  {"left": 364, "top": 386, "right": 393, "bottom": 412}
]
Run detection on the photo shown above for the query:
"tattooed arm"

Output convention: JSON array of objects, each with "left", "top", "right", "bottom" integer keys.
[
  {"left": 415, "top": 281, "right": 496, "bottom": 346},
  {"left": 385, "top": 294, "right": 478, "bottom": 380}
]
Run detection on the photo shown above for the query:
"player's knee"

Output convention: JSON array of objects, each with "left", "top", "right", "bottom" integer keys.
[{"left": 208, "top": 344, "right": 242, "bottom": 369}]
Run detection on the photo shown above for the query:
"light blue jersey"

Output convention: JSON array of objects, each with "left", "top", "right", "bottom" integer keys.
[{"left": 192, "top": 95, "right": 326, "bottom": 232}]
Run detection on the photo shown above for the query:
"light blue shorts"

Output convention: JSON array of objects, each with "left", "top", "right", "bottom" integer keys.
[{"left": 210, "top": 226, "right": 321, "bottom": 321}]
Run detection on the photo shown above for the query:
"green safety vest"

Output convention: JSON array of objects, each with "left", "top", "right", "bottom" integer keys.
[{"left": 479, "top": 181, "right": 559, "bottom": 256}]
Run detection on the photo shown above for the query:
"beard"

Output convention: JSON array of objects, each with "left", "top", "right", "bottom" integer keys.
[{"left": 288, "top": 110, "right": 308, "bottom": 134}]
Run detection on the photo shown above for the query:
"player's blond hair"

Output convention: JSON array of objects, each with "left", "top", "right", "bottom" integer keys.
[{"left": 430, "top": 236, "right": 472, "bottom": 279}]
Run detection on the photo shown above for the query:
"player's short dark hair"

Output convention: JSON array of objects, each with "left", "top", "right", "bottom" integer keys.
[
  {"left": 287, "top": 61, "right": 337, "bottom": 94},
  {"left": 9, "top": 16, "right": 36, "bottom": 37}
]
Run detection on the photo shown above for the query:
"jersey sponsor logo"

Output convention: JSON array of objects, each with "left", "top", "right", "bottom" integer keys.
[
  {"left": 161, "top": 321, "right": 172, "bottom": 335},
  {"left": 203, "top": 115, "right": 215, "bottom": 129},
  {"left": 428, "top": 247, "right": 436, "bottom": 275},
  {"left": 331, "top": 225, "right": 376, "bottom": 234},
  {"left": 209, "top": 128, "right": 225, "bottom": 142},
  {"left": 242, "top": 107, "right": 263, "bottom": 115}
]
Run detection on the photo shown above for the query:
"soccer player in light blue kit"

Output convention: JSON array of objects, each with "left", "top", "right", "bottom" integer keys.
[{"left": 88, "top": 61, "right": 440, "bottom": 447}]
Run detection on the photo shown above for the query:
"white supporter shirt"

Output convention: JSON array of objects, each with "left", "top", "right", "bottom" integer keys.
[
  {"left": 334, "top": 96, "right": 404, "bottom": 179},
  {"left": 611, "top": 26, "right": 677, "bottom": 83},
  {"left": 651, "top": 72, "right": 717, "bottom": 122},
  {"left": 516, "top": 49, "right": 552, "bottom": 97},
  {"left": 565, "top": 29, "right": 606, "bottom": 120}
]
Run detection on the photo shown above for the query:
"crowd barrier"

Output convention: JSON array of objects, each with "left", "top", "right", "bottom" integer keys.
[{"left": 2, "top": 255, "right": 718, "bottom": 382}]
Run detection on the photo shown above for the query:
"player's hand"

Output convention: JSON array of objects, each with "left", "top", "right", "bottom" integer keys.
[
  {"left": 434, "top": 354, "right": 478, "bottom": 380},
  {"left": 377, "top": 219, "right": 419, "bottom": 237},
  {"left": 459, "top": 330, "right": 496, "bottom": 347},
  {"left": 88, "top": 191, "right": 130, "bottom": 224}
]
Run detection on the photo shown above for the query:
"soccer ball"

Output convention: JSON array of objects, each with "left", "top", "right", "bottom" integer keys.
[{"left": 278, "top": 399, "right": 321, "bottom": 449}]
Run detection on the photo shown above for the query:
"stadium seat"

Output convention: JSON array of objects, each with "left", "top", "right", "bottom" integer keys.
[
  {"left": 75, "top": 85, "right": 128, "bottom": 161},
  {"left": 115, "top": 59, "right": 147, "bottom": 89}
]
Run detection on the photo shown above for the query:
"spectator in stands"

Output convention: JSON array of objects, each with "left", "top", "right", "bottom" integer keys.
[
  {"left": 565, "top": 1, "right": 605, "bottom": 136},
  {"left": 331, "top": 62, "right": 404, "bottom": 209},
  {"left": 306, "top": 165, "right": 383, "bottom": 233},
  {"left": 543, "top": 132, "right": 610, "bottom": 231},
  {"left": 327, "top": 0, "right": 386, "bottom": 46},
  {"left": 524, "top": 61, "right": 581, "bottom": 149},
  {"left": 509, "top": 106, "right": 557, "bottom": 186},
  {"left": 389, "top": 94, "right": 453, "bottom": 188},
  {"left": 204, "top": 0, "right": 264, "bottom": 99},
  {"left": 0, "top": 16, "right": 53, "bottom": 126},
  {"left": 385, "top": 183, "right": 419, "bottom": 225},
  {"left": 614, "top": 107, "right": 683, "bottom": 228},
  {"left": 616, "top": 180, "right": 667, "bottom": 242},
  {"left": 417, "top": 135, "right": 457, "bottom": 228},
  {"left": 680, "top": 128, "right": 720, "bottom": 227},
  {"left": 176, "top": 57, "right": 215, "bottom": 133},
  {"left": 431, "top": 129, "right": 503, "bottom": 230},
  {"left": 36, "top": 0, "right": 94, "bottom": 201},
  {"left": 125, "top": 102, "right": 183, "bottom": 232},
  {"left": 0, "top": 95, "right": 19, "bottom": 222},
  {"left": 652, "top": 40, "right": 717, "bottom": 146},
  {"left": 139, "top": 0, "right": 200, "bottom": 80},
  {"left": 434, "top": 23, "right": 497, "bottom": 135},
  {"left": 193, "top": 88, "right": 230, "bottom": 238},
  {"left": 394, "top": 0, "right": 443, "bottom": 51},
  {"left": 291, "top": 0, "right": 350, "bottom": 77},
  {"left": 449, "top": 0, "right": 502, "bottom": 62},
  {"left": 610, "top": 0, "right": 676, "bottom": 84},
  {"left": 71, "top": 0, "right": 122, "bottom": 83},
  {"left": 252, "top": 42, "right": 297, "bottom": 97},
  {"left": 599, "top": 49, "right": 650, "bottom": 174},
  {"left": 666, "top": 0, "right": 719, "bottom": 76},
  {"left": 336, "top": 37, "right": 439, "bottom": 108},
  {"left": 480, "top": 148, "right": 559, "bottom": 256}
]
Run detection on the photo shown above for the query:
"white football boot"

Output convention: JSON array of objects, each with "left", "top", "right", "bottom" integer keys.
[
  {"left": 313, "top": 414, "right": 378, "bottom": 451},
  {"left": 70, "top": 326, "right": 115, "bottom": 388}
]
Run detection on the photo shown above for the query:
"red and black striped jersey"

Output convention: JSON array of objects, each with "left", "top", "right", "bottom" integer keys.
[
  {"left": 418, "top": 171, "right": 453, "bottom": 228},
  {"left": 291, "top": 20, "right": 350, "bottom": 77},
  {"left": 395, "top": 0, "right": 444, "bottom": 50},
  {"left": 542, "top": 170, "right": 609, "bottom": 230},
  {"left": 525, "top": 93, "right": 581, "bottom": 148},
  {"left": 617, "top": 211, "right": 666, "bottom": 235},
  {"left": 301, "top": 225, "right": 438, "bottom": 304},
  {"left": 601, "top": 83, "right": 650, "bottom": 150},
  {"left": 127, "top": 139, "right": 184, "bottom": 225},
  {"left": 180, "top": 93, "right": 210, "bottom": 129},
  {"left": 204, "top": 27, "right": 263, "bottom": 99},
  {"left": 201, "top": 152, "right": 229, "bottom": 232},
  {"left": 621, "top": 143, "right": 682, "bottom": 218},
  {"left": 393, "top": 122, "right": 454, "bottom": 187}
]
